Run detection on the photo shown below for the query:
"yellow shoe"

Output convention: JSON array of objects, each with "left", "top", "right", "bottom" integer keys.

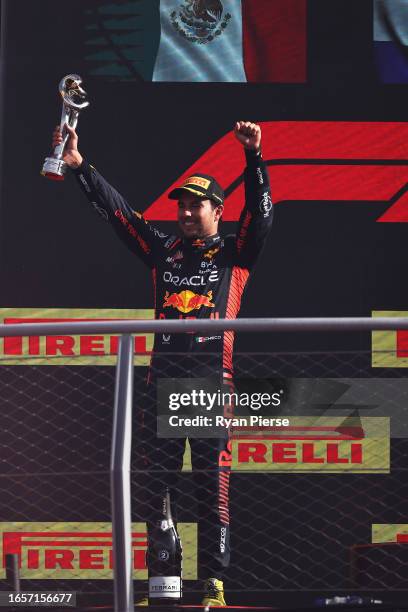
[
  {"left": 201, "top": 578, "right": 227, "bottom": 607},
  {"left": 135, "top": 595, "right": 148, "bottom": 606}
]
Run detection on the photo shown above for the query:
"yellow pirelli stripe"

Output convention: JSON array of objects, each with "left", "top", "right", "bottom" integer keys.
[
  {"left": 183, "top": 176, "right": 211, "bottom": 189},
  {"left": 0, "top": 522, "right": 197, "bottom": 580},
  {"left": 372, "top": 310, "right": 408, "bottom": 367},
  {"left": 0, "top": 308, "right": 154, "bottom": 366},
  {"left": 372, "top": 524, "right": 408, "bottom": 543}
]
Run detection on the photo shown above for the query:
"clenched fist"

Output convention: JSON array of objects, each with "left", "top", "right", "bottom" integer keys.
[{"left": 234, "top": 121, "right": 261, "bottom": 152}]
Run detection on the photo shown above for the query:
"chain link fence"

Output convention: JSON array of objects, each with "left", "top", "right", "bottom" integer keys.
[{"left": 0, "top": 341, "right": 407, "bottom": 606}]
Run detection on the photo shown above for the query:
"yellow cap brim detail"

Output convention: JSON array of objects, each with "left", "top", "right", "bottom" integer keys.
[{"left": 168, "top": 186, "right": 207, "bottom": 200}]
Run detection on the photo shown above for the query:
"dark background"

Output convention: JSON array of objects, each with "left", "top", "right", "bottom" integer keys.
[{"left": 1, "top": 0, "right": 408, "bottom": 606}]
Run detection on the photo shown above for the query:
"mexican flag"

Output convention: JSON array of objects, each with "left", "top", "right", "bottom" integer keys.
[{"left": 85, "top": 0, "right": 307, "bottom": 83}]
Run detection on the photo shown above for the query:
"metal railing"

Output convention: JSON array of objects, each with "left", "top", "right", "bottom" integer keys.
[
  {"left": 2, "top": 316, "right": 408, "bottom": 337},
  {"left": 0, "top": 316, "right": 407, "bottom": 612}
]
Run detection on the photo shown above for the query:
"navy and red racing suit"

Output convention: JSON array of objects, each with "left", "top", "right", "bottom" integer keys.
[{"left": 72, "top": 147, "right": 272, "bottom": 579}]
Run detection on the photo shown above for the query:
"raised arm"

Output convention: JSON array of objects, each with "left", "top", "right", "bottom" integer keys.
[
  {"left": 233, "top": 121, "right": 273, "bottom": 269},
  {"left": 51, "top": 125, "right": 173, "bottom": 268}
]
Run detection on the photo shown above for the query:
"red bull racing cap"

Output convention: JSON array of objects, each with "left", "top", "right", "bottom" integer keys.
[{"left": 168, "top": 173, "right": 224, "bottom": 205}]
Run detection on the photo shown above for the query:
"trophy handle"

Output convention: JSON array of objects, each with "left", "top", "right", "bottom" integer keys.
[
  {"left": 41, "top": 74, "right": 89, "bottom": 181},
  {"left": 52, "top": 107, "right": 80, "bottom": 162}
]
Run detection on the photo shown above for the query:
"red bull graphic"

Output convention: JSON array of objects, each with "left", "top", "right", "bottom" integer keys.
[{"left": 163, "top": 290, "right": 215, "bottom": 314}]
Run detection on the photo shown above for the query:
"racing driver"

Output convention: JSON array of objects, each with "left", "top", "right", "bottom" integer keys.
[{"left": 51, "top": 120, "right": 273, "bottom": 607}]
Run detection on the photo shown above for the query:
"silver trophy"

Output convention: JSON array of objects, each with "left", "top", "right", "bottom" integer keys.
[{"left": 41, "top": 74, "right": 89, "bottom": 180}]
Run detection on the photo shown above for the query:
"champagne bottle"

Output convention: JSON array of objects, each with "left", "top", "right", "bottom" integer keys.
[{"left": 147, "top": 488, "right": 182, "bottom": 605}]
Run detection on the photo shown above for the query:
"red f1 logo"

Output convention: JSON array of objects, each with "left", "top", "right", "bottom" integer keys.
[{"left": 145, "top": 121, "right": 408, "bottom": 223}]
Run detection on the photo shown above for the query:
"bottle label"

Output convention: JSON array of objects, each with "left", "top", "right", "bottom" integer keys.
[{"left": 149, "top": 576, "right": 181, "bottom": 599}]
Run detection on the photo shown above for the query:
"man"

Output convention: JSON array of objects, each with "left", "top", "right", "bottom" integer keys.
[{"left": 52, "top": 121, "right": 272, "bottom": 606}]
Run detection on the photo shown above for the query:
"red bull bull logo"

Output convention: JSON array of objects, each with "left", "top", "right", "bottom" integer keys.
[{"left": 163, "top": 290, "right": 215, "bottom": 314}]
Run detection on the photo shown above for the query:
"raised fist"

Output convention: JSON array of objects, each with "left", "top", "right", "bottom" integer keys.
[{"left": 234, "top": 121, "right": 261, "bottom": 152}]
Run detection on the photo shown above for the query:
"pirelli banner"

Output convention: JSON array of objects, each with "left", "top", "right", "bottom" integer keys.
[
  {"left": 0, "top": 308, "right": 154, "bottom": 366},
  {"left": 229, "top": 416, "right": 390, "bottom": 474},
  {"left": 180, "top": 416, "right": 390, "bottom": 474},
  {"left": 372, "top": 311, "right": 408, "bottom": 368},
  {"left": 0, "top": 523, "right": 197, "bottom": 580},
  {"left": 372, "top": 524, "right": 408, "bottom": 544},
  {"left": 4, "top": 309, "right": 408, "bottom": 370}
]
